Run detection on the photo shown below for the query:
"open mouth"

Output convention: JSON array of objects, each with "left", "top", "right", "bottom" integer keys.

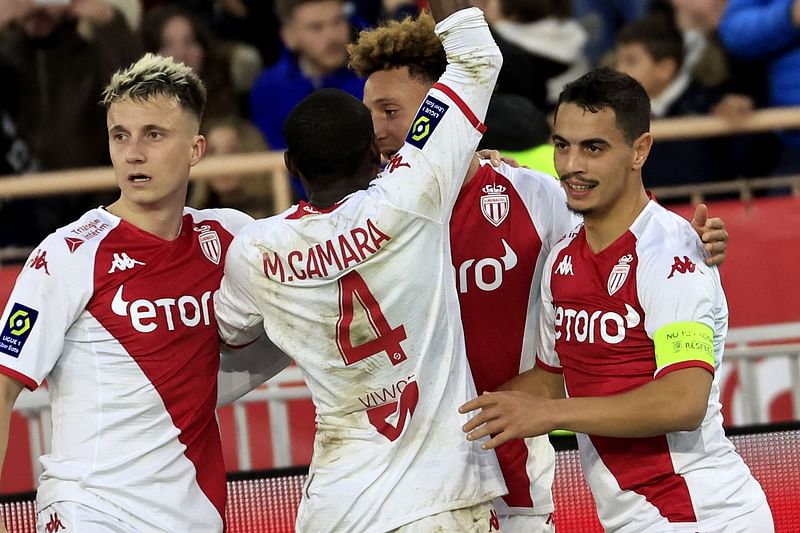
[
  {"left": 565, "top": 180, "right": 597, "bottom": 192},
  {"left": 128, "top": 174, "right": 152, "bottom": 183}
]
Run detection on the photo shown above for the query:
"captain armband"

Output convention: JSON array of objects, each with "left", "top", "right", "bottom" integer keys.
[{"left": 653, "top": 321, "right": 715, "bottom": 370}]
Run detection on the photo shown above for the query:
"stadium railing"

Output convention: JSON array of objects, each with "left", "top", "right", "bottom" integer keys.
[{"left": 2, "top": 424, "right": 799, "bottom": 533}]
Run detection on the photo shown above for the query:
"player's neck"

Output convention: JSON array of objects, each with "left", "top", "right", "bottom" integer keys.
[
  {"left": 105, "top": 198, "right": 185, "bottom": 241},
  {"left": 307, "top": 181, "right": 365, "bottom": 209},
  {"left": 583, "top": 187, "right": 649, "bottom": 253}
]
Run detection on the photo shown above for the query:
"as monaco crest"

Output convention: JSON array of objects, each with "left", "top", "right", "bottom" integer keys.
[
  {"left": 194, "top": 225, "right": 221, "bottom": 265},
  {"left": 480, "top": 184, "right": 509, "bottom": 227},
  {"left": 607, "top": 254, "right": 633, "bottom": 296}
]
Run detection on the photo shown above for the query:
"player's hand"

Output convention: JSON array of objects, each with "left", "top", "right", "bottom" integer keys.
[
  {"left": 691, "top": 204, "right": 728, "bottom": 266},
  {"left": 459, "top": 391, "right": 555, "bottom": 449},
  {"left": 0, "top": 517, "right": 8, "bottom": 533},
  {"left": 476, "top": 149, "right": 519, "bottom": 168}
]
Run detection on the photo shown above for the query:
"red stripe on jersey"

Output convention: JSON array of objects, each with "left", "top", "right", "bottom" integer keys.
[
  {"left": 86, "top": 214, "right": 231, "bottom": 522},
  {"left": 451, "top": 164, "right": 544, "bottom": 508},
  {"left": 0, "top": 365, "right": 38, "bottom": 391},
  {"left": 590, "top": 434, "right": 697, "bottom": 522},
  {"left": 655, "top": 360, "right": 715, "bottom": 379},
  {"left": 432, "top": 82, "right": 487, "bottom": 134}
]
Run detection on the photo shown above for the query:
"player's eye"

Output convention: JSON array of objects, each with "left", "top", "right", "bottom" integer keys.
[
  {"left": 148, "top": 131, "right": 163, "bottom": 140},
  {"left": 385, "top": 109, "right": 398, "bottom": 118}
]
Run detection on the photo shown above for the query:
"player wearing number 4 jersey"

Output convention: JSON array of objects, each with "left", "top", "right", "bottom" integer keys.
[
  {"left": 462, "top": 68, "right": 771, "bottom": 533},
  {"left": 215, "top": 3, "right": 506, "bottom": 532}
]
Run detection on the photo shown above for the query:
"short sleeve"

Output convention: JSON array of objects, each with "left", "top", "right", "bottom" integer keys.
[
  {"left": 0, "top": 238, "right": 91, "bottom": 389},
  {"left": 215, "top": 227, "right": 267, "bottom": 346},
  {"left": 536, "top": 251, "right": 563, "bottom": 374}
]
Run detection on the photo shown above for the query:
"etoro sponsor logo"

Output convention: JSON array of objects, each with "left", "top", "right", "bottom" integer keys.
[
  {"left": 111, "top": 285, "right": 214, "bottom": 333},
  {"left": 456, "top": 239, "right": 517, "bottom": 293},
  {"left": 0, "top": 303, "right": 39, "bottom": 358},
  {"left": 555, "top": 303, "right": 641, "bottom": 345}
]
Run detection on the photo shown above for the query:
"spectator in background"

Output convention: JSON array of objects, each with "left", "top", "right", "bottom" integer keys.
[
  {"left": 250, "top": 0, "right": 363, "bottom": 152},
  {"left": 188, "top": 116, "right": 276, "bottom": 218},
  {"left": 719, "top": 0, "right": 800, "bottom": 175},
  {"left": 476, "top": 0, "right": 588, "bottom": 110},
  {"left": 0, "top": 55, "right": 39, "bottom": 247},
  {"left": 672, "top": 0, "right": 779, "bottom": 179},
  {"left": 478, "top": 94, "right": 557, "bottom": 177},
  {"left": 615, "top": 14, "right": 726, "bottom": 189},
  {"left": 0, "top": 0, "right": 140, "bottom": 235},
  {"left": 141, "top": 4, "right": 262, "bottom": 125},
  {"left": 573, "top": 0, "right": 652, "bottom": 65}
]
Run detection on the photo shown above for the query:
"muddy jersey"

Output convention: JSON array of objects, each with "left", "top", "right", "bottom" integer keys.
[
  {"left": 215, "top": 8, "right": 505, "bottom": 533},
  {"left": 0, "top": 206, "right": 252, "bottom": 532},
  {"left": 451, "top": 161, "right": 578, "bottom": 516},
  {"left": 537, "top": 200, "right": 767, "bottom": 532}
]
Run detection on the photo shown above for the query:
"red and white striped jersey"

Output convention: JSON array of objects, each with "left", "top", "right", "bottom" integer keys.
[
  {"left": 451, "top": 161, "right": 578, "bottom": 516},
  {"left": 538, "top": 200, "right": 767, "bottom": 532},
  {"left": 0, "top": 206, "right": 252, "bottom": 532},
  {"left": 215, "top": 8, "right": 506, "bottom": 532}
]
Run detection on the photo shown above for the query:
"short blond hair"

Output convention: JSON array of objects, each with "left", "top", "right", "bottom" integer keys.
[{"left": 101, "top": 53, "right": 207, "bottom": 121}]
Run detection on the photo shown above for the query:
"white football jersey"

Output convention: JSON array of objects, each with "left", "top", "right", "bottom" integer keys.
[
  {"left": 451, "top": 161, "right": 578, "bottom": 517},
  {"left": 538, "top": 200, "right": 768, "bottom": 532},
  {"left": 215, "top": 8, "right": 505, "bottom": 533},
  {"left": 0, "top": 206, "right": 252, "bottom": 532}
]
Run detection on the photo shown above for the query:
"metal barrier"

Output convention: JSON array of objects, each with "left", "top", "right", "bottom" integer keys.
[{"left": 3, "top": 426, "right": 799, "bottom": 533}]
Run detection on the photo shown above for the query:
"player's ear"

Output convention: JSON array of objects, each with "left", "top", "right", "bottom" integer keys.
[
  {"left": 284, "top": 151, "right": 298, "bottom": 177},
  {"left": 631, "top": 132, "right": 653, "bottom": 171}
]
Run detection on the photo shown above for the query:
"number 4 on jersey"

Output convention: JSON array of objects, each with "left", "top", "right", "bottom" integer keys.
[{"left": 336, "top": 271, "right": 407, "bottom": 366}]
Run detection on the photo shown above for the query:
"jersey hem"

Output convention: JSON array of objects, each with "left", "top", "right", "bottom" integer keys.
[
  {"left": 0, "top": 364, "right": 38, "bottom": 391},
  {"left": 535, "top": 357, "right": 563, "bottom": 374}
]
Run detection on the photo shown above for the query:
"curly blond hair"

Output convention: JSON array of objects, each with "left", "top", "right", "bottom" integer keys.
[{"left": 348, "top": 12, "right": 446, "bottom": 84}]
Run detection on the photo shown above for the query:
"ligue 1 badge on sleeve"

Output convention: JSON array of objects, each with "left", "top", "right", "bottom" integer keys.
[
  {"left": 607, "top": 254, "right": 633, "bottom": 296},
  {"left": 194, "top": 225, "right": 221, "bottom": 265},
  {"left": 480, "top": 184, "right": 509, "bottom": 227}
]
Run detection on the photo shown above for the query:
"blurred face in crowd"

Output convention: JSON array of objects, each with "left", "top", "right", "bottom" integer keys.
[
  {"left": 552, "top": 103, "right": 650, "bottom": 218},
  {"left": 19, "top": 5, "right": 70, "bottom": 39},
  {"left": 671, "top": 0, "right": 726, "bottom": 32},
  {"left": 363, "top": 67, "right": 431, "bottom": 159},
  {"left": 615, "top": 43, "right": 677, "bottom": 99},
  {"left": 282, "top": 0, "right": 350, "bottom": 75},
  {"left": 159, "top": 15, "right": 205, "bottom": 75},
  {"left": 107, "top": 94, "right": 205, "bottom": 210},
  {"left": 205, "top": 124, "right": 246, "bottom": 194}
]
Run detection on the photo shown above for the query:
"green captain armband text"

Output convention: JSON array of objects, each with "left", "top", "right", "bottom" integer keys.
[{"left": 653, "top": 321, "right": 715, "bottom": 370}]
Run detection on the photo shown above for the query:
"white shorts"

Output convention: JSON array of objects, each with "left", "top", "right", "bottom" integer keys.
[
  {"left": 702, "top": 500, "right": 774, "bottom": 533},
  {"left": 37, "top": 501, "right": 141, "bottom": 533},
  {"left": 498, "top": 512, "right": 555, "bottom": 533},
  {"left": 393, "top": 501, "right": 501, "bottom": 532}
]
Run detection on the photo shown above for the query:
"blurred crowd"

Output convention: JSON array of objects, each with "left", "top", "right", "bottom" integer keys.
[{"left": 0, "top": 0, "right": 797, "bottom": 246}]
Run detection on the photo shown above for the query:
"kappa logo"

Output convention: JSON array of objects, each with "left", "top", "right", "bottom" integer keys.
[
  {"left": 488, "top": 508, "right": 500, "bottom": 531},
  {"left": 64, "top": 237, "right": 85, "bottom": 253},
  {"left": 108, "top": 252, "right": 145, "bottom": 274},
  {"left": 480, "top": 184, "right": 509, "bottom": 227},
  {"left": 554, "top": 254, "right": 574, "bottom": 276},
  {"left": 45, "top": 512, "right": 66, "bottom": 532},
  {"left": 386, "top": 153, "right": 411, "bottom": 174},
  {"left": 607, "top": 254, "right": 634, "bottom": 296},
  {"left": 667, "top": 255, "right": 697, "bottom": 279},
  {"left": 194, "top": 224, "right": 222, "bottom": 265},
  {"left": 28, "top": 249, "right": 50, "bottom": 275}
]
